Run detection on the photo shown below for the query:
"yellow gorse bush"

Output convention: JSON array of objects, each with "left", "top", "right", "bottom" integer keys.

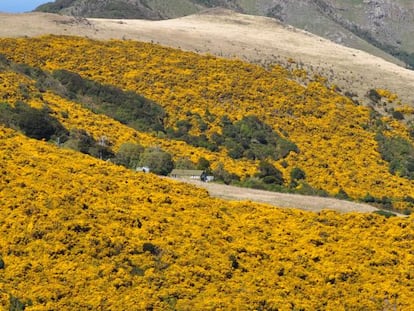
[
  {"left": 0, "top": 124, "right": 414, "bottom": 310},
  {"left": 0, "top": 36, "right": 414, "bottom": 309},
  {"left": 0, "top": 35, "right": 413, "bottom": 206},
  {"left": 0, "top": 67, "right": 258, "bottom": 176}
]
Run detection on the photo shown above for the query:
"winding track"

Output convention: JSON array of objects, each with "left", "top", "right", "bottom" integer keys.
[{"left": 177, "top": 179, "right": 379, "bottom": 214}]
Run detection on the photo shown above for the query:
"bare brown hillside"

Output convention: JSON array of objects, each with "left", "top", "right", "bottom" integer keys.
[{"left": 0, "top": 10, "right": 414, "bottom": 107}]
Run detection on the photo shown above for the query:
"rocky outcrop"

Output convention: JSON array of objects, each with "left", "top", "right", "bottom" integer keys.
[
  {"left": 263, "top": 0, "right": 414, "bottom": 67},
  {"left": 36, "top": 0, "right": 165, "bottom": 19}
]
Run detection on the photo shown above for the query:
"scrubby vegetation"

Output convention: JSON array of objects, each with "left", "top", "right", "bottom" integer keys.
[
  {"left": 1, "top": 36, "right": 413, "bottom": 209},
  {"left": 376, "top": 133, "right": 414, "bottom": 180},
  {"left": 1, "top": 124, "right": 414, "bottom": 310},
  {"left": 51, "top": 69, "right": 166, "bottom": 133},
  {"left": 0, "top": 34, "right": 414, "bottom": 310},
  {"left": 0, "top": 101, "right": 67, "bottom": 141}
]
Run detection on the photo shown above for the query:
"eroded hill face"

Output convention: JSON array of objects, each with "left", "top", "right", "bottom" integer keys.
[{"left": 263, "top": 0, "right": 414, "bottom": 68}]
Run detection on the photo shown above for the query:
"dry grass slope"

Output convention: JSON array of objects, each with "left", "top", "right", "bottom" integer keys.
[{"left": 0, "top": 10, "right": 414, "bottom": 107}]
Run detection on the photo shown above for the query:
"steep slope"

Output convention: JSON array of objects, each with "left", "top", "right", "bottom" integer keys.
[
  {"left": 0, "top": 57, "right": 383, "bottom": 214},
  {"left": 1, "top": 121, "right": 414, "bottom": 310},
  {"left": 1, "top": 11, "right": 414, "bottom": 108},
  {"left": 35, "top": 0, "right": 414, "bottom": 68},
  {"left": 1, "top": 33, "right": 414, "bottom": 311},
  {"left": 260, "top": 0, "right": 414, "bottom": 68},
  {"left": 35, "top": 0, "right": 200, "bottom": 19},
  {"left": 1, "top": 35, "right": 413, "bottom": 211}
]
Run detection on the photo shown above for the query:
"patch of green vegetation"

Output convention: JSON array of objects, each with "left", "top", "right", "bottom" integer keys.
[
  {"left": 375, "top": 133, "right": 414, "bottom": 180},
  {"left": 112, "top": 142, "right": 144, "bottom": 169},
  {"left": 166, "top": 113, "right": 219, "bottom": 152},
  {"left": 220, "top": 115, "right": 299, "bottom": 160},
  {"left": 212, "top": 162, "right": 240, "bottom": 185},
  {"left": 51, "top": 69, "right": 166, "bottom": 133},
  {"left": 62, "top": 129, "right": 114, "bottom": 160},
  {"left": 373, "top": 210, "right": 397, "bottom": 218},
  {"left": 12, "top": 63, "right": 167, "bottom": 134},
  {"left": 139, "top": 147, "right": 174, "bottom": 176},
  {"left": 167, "top": 113, "right": 298, "bottom": 161},
  {"left": 0, "top": 101, "right": 68, "bottom": 141},
  {"left": 361, "top": 193, "right": 394, "bottom": 210}
]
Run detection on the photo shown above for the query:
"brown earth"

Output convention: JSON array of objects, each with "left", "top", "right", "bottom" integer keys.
[
  {"left": 1, "top": 10, "right": 414, "bottom": 107},
  {"left": 177, "top": 179, "right": 379, "bottom": 214}
]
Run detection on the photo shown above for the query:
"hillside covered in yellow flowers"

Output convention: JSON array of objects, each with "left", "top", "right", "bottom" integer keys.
[
  {"left": 1, "top": 35, "right": 414, "bottom": 309},
  {"left": 0, "top": 35, "right": 413, "bottom": 210},
  {"left": 1, "top": 118, "right": 414, "bottom": 310}
]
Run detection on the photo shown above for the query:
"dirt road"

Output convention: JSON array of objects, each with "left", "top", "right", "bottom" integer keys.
[{"left": 180, "top": 179, "right": 379, "bottom": 213}]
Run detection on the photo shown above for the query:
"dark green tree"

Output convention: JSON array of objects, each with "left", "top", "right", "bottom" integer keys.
[
  {"left": 212, "top": 162, "right": 239, "bottom": 185},
  {"left": 255, "top": 161, "right": 284, "bottom": 185},
  {"left": 290, "top": 167, "right": 306, "bottom": 181},
  {"left": 0, "top": 101, "right": 68, "bottom": 141},
  {"left": 113, "top": 142, "right": 144, "bottom": 169},
  {"left": 175, "top": 157, "right": 196, "bottom": 170},
  {"left": 139, "top": 147, "right": 174, "bottom": 176},
  {"left": 197, "top": 157, "right": 211, "bottom": 171}
]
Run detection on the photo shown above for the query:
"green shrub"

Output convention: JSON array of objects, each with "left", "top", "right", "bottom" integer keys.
[
  {"left": 295, "top": 182, "right": 329, "bottom": 197},
  {"left": 373, "top": 210, "right": 396, "bottom": 218},
  {"left": 166, "top": 113, "right": 298, "bottom": 160},
  {"left": 255, "top": 161, "right": 284, "bottom": 185},
  {"left": 367, "top": 89, "right": 381, "bottom": 103},
  {"left": 62, "top": 129, "right": 114, "bottom": 160},
  {"left": 142, "top": 242, "right": 160, "bottom": 256},
  {"left": 335, "top": 188, "right": 350, "bottom": 200},
  {"left": 392, "top": 110, "right": 404, "bottom": 120},
  {"left": 9, "top": 295, "right": 29, "bottom": 311},
  {"left": 174, "top": 157, "right": 196, "bottom": 170},
  {"left": 290, "top": 167, "right": 306, "bottom": 181},
  {"left": 0, "top": 102, "right": 68, "bottom": 141},
  {"left": 375, "top": 133, "right": 414, "bottom": 179},
  {"left": 239, "top": 177, "right": 267, "bottom": 190},
  {"left": 113, "top": 142, "right": 144, "bottom": 169},
  {"left": 213, "top": 163, "right": 240, "bottom": 185},
  {"left": 361, "top": 193, "right": 394, "bottom": 209},
  {"left": 221, "top": 115, "right": 298, "bottom": 160},
  {"left": 51, "top": 69, "right": 166, "bottom": 133},
  {"left": 139, "top": 147, "right": 174, "bottom": 176},
  {"left": 404, "top": 196, "right": 414, "bottom": 204},
  {"left": 196, "top": 157, "right": 210, "bottom": 171},
  {"left": 362, "top": 193, "right": 376, "bottom": 203}
]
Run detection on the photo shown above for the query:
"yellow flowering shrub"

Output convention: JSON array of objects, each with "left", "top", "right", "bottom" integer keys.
[
  {"left": 0, "top": 66, "right": 257, "bottom": 176},
  {"left": 395, "top": 105, "right": 414, "bottom": 115},
  {"left": 0, "top": 35, "right": 413, "bottom": 208},
  {"left": 0, "top": 125, "right": 414, "bottom": 310},
  {"left": 376, "top": 88, "right": 399, "bottom": 103}
]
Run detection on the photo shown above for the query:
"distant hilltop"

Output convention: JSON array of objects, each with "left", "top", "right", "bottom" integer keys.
[{"left": 35, "top": 0, "right": 414, "bottom": 69}]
